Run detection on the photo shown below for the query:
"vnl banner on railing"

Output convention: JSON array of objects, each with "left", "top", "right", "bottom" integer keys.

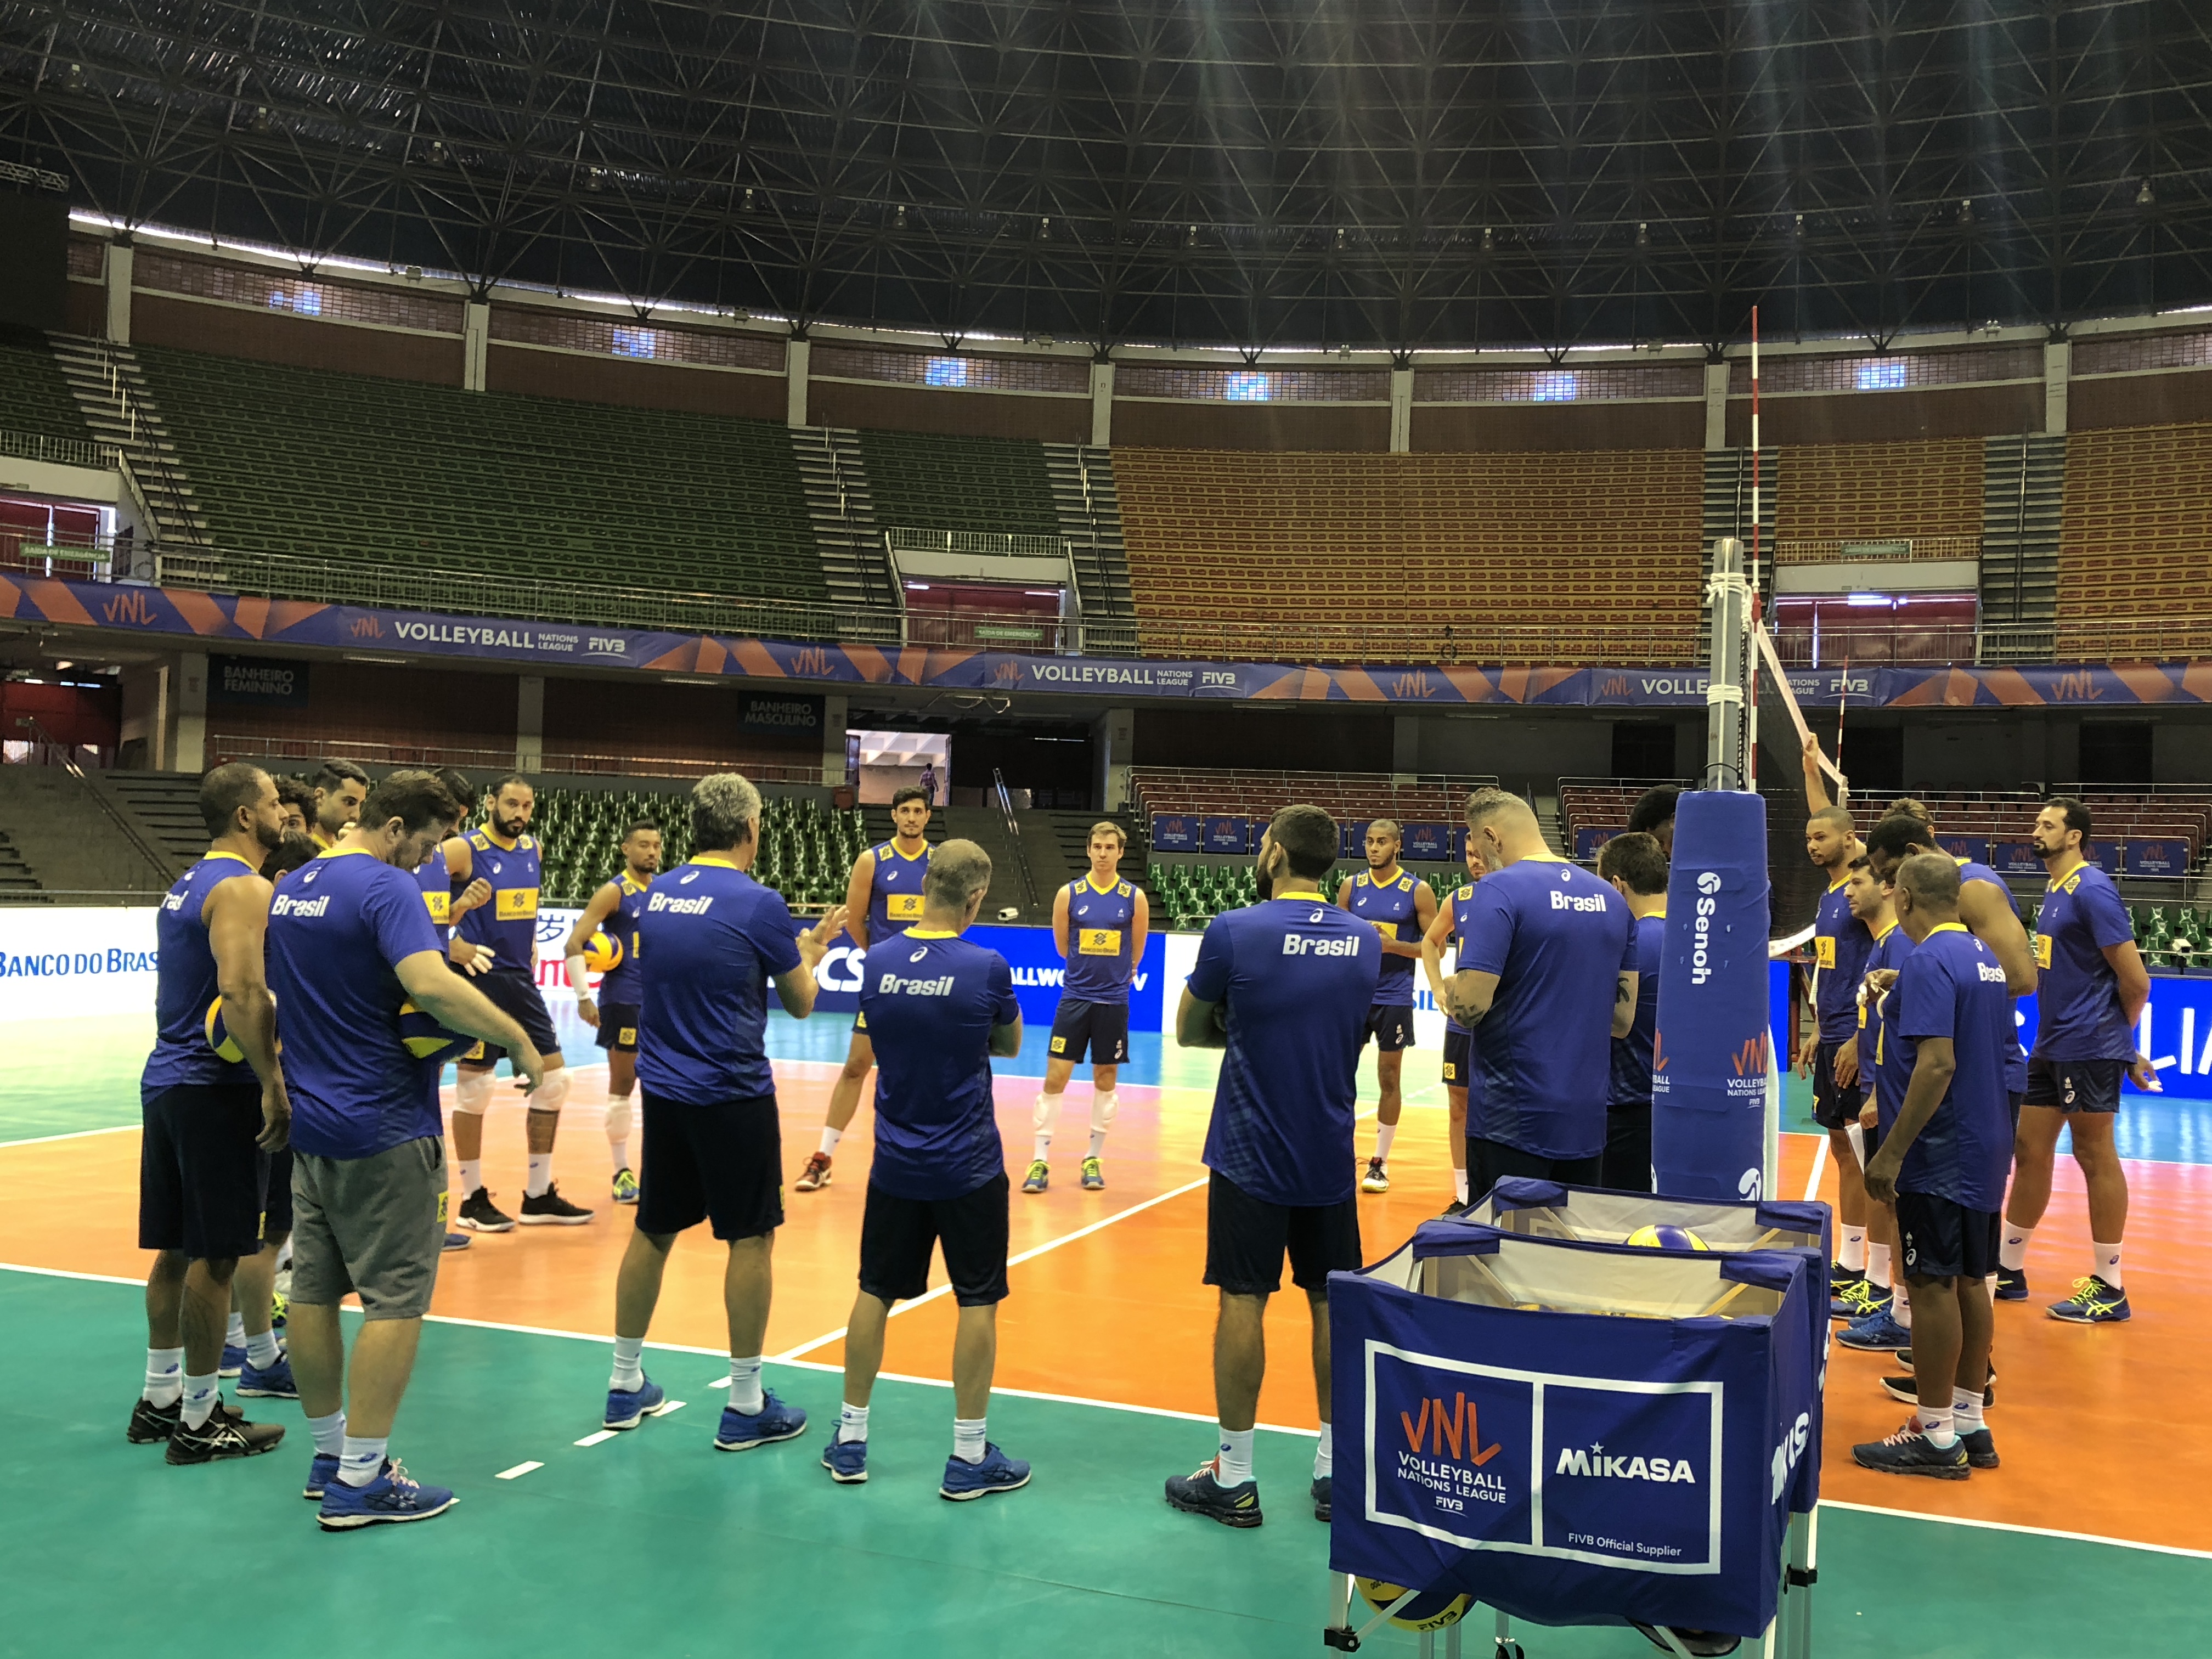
[{"left": 14, "top": 574, "right": 2212, "bottom": 707}]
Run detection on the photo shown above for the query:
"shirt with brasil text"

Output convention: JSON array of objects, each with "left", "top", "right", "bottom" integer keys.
[
  {"left": 1459, "top": 855, "right": 1638, "bottom": 1161},
  {"left": 857, "top": 930, "right": 1020, "bottom": 1201},
  {"left": 265, "top": 848, "right": 448, "bottom": 1160},
  {"left": 1609, "top": 908, "right": 1667, "bottom": 1109},
  {"left": 635, "top": 860, "right": 802, "bottom": 1106},
  {"left": 1188, "top": 894, "right": 1381, "bottom": 1207},
  {"left": 2032, "top": 860, "right": 2138, "bottom": 1062},
  {"left": 1881, "top": 923, "right": 2016, "bottom": 1213},
  {"left": 1812, "top": 877, "right": 1875, "bottom": 1046}
]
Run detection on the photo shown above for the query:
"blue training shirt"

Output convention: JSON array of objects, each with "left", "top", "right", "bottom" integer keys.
[
  {"left": 1608, "top": 907, "right": 1667, "bottom": 1109},
  {"left": 1345, "top": 867, "right": 1423, "bottom": 1007},
  {"left": 1060, "top": 876, "right": 1138, "bottom": 1005},
  {"left": 455, "top": 828, "right": 542, "bottom": 973},
  {"left": 857, "top": 929, "right": 1020, "bottom": 1201},
  {"left": 1458, "top": 854, "right": 1638, "bottom": 1161},
  {"left": 1812, "top": 876, "right": 1875, "bottom": 1045},
  {"left": 1957, "top": 857, "right": 2029, "bottom": 1095},
  {"left": 635, "top": 859, "right": 802, "bottom": 1105},
  {"left": 266, "top": 847, "right": 448, "bottom": 1160},
  {"left": 595, "top": 870, "right": 652, "bottom": 1004},
  {"left": 1188, "top": 893, "right": 1381, "bottom": 1207},
  {"left": 143, "top": 851, "right": 262, "bottom": 1094},
  {"left": 1862, "top": 921, "right": 1910, "bottom": 1122},
  {"left": 2032, "top": 860, "right": 2138, "bottom": 1062},
  {"left": 1880, "top": 922, "right": 2016, "bottom": 1213}
]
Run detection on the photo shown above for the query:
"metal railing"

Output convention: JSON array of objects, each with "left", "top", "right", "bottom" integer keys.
[
  {"left": 885, "top": 526, "right": 1071, "bottom": 561},
  {"left": 991, "top": 766, "right": 1041, "bottom": 915},
  {"left": 12, "top": 716, "right": 173, "bottom": 884},
  {"left": 0, "top": 426, "right": 110, "bottom": 470},
  {"left": 1770, "top": 536, "right": 1983, "bottom": 565},
  {"left": 206, "top": 731, "right": 828, "bottom": 785}
]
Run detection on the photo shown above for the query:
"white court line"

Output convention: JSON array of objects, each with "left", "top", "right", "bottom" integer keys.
[
  {"left": 1802, "top": 1133, "right": 1831, "bottom": 1204},
  {"left": 573, "top": 1429, "right": 617, "bottom": 1447},
  {"left": 658, "top": 1399, "right": 686, "bottom": 1416},
  {"left": 1816, "top": 1499, "right": 2212, "bottom": 1562},
  {"left": 495, "top": 1461, "right": 543, "bottom": 1480},
  {"left": 0, "top": 1124, "right": 138, "bottom": 1149}
]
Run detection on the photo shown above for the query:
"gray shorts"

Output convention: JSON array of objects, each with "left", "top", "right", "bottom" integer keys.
[{"left": 291, "top": 1136, "right": 447, "bottom": 1320}]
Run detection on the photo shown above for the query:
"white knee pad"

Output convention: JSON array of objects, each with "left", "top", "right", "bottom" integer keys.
[
  {"left": 1090, "top": 1091, "right": 1119, "bottom": 1133},
  {"left": 530, "top": 1068, "right": 572, "bottom": 1114},
  {"left": 453, "top": 1070, "right": 494, "bottom": 1116},
  {"left": 605, "top": 1090, "right": 635, "bottom": 1143},
  {"left": 1032, "top": 1092, "right": 1063, "bottom": 1134}
]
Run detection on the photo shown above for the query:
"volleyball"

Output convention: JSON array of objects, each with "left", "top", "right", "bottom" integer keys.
[
  {"left": 1626, "top": 1224, "right": 1710, "bottom": 1252},
  {"left": 204, "top": 995, "right": 278, "bottom": 1062},
  {"left": 584, "top": 930, "right": 624, "bottom": 974},
  {"left": 398, "top": 1000, "right": 469, "bottom": 1063},
  {"left": 1356, "top": 1578, "right": 1474, "bottom": 1632}
]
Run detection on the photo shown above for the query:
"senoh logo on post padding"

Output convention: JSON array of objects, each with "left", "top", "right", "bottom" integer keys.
[{"left": 1690, "top": 870, "right": 1722, "bottom": 984}]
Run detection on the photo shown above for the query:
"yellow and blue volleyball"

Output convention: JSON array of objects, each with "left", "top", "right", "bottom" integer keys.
[
  {"left": 204, "top": 995, "right": 279, "bottom": 1061},
  {"left": 1626, "top": 1223, "right": 1710, "bottom": 1252},
  {"left": 1356, "top": 1579, "right": 1473, "bottom": 1632},
  {"left": 398, "top": 1000, "right": 469, "bottom": 1063},
  {"left": 583, "top": 929, "right": 624, "bottom": 974}
]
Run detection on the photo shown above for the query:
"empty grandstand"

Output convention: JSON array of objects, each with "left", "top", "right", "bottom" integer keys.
[
  {"left": 2058, "top": 422, "right": 2212, "bottom": 661},
  {"left": 858, "top": 430, "right": 1061, "bottom": 540}
]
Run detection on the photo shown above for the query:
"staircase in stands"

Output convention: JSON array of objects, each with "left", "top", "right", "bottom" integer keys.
[
  {"left": 1041, "top": 444, "right": 1138, "bottom": 654},
  {"left": 1701, "top": 447, "right": 1779, "bottom": 610},
  {"left": 789, "top": 425, "right": 897, "bottom": 631},
  {"left": 45, "top": 334, "right": 218, "bottom": 584},
  {"left": 1979, "top": 433, "right": 2066, "bottom": 658}
]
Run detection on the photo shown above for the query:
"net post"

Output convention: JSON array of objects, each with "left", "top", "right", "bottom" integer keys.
[{"left": 1704, "top": 536, "right": 1752, "bottom": 791}]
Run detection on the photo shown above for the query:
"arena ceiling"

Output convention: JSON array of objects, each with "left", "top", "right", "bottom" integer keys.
[{"left": 4, "top": 1, "right": 2212, "bottom": 353}]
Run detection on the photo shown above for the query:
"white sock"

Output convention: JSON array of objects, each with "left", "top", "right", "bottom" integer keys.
[
  {"left": 837, "top": 1403, "right": 870, "bottom": 1444},
  {"left": 2095, "top": 1242, "right": 2124, "bottom": 1289},
  {"left": 605, "top": 1090, "right": 633, "bottom": 1171},
  {"left": 1314, "top": 1421, "right": 1334, "bottom": 1480},
  {"left": 1999, "top": 1223, "right": 2034, "bottom": 1271},
  {"left": 953, "top": 1417, "right": 988, "bottom": 1464},
  {"left": 246, "top": 1327, "right": 281, "bottom": 1370},
  {"left": 457, "top": 1159, "right": 482, "bottom": 1197},
  {"left": 818, "top": 1126, "right": 843, "bottom": 1158},
  {"left": 610, "top": 1140, "right": 631, "bottom": 1173},
  {"left": 1841, "top": 1230, "right": 1867, "bottom": 1273},
  {"left": 1032, "top": 1092, "right": 1063, "bottom": 1163},
  {"left": 1216, "top": 1426, "right": 1256, "bottom": 1486},
  {"left": 1088, "top": 1091, "right": 1117, "bottom": 1160},
  {"left": 338, "top": 1435, "right": 389, "bottom": 1487},
  {"left": 729, "top": 1355, "right": 765, "bottom": 1415},
  {"left": 308, "top": 1409, "right": 346, "bottom": 1457},
  {"left": 143, "top": 1346, "right": 184, "bottom": 1407},
  {"left": 1893, "top": 1286, "right": 1913, "bottom": 1330},
  {"left": 526, "top": 1152, "right": 552, "bottom": 1199},
  {"left": 1952, "top": 1386, "right": 1987, "bottom": 1435},
  {"left": 1866, "top": 1242, "right": 1892, "bottom": 1291},
  {"left": 1914, "top": 1405, "right": 1956, "bottom": 1448},
  {"left": 611, "top": 1335, "right": 645, "bottom": 1391},
  {"left": 1375, "top": 1122, "right": 1397, "bottom": 1163},
  {"left": 225, "top": 1311, "right": 245, "bottom": 1348},
  {"left": 180, "top": 1374, "right": 219, "bottom": 1431},
  {"left": 1453, "top": 1170, "right": 1469, "bottom": 1205}
]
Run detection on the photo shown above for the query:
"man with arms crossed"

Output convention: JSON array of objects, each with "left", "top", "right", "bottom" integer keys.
[
  {"left": 2001, "top": 796, "right": 2157, "bottom": 1323},
  {"left": 1854, "top": 855, "right": 2013, "bottom": 1479},
  {"left": 565, "top": 817, "right": 664, "bottom": 1205},
  {"left": 1800, "top": 799, "right": 1880, "bottom": 1315},
  {"left": 796, "top": 785, "right": 934, "bottom": 1192},
  {"left": 416, "top": 769, "right": 490, "bottom": 1254},
  {"left": 1028, "top": 820, "right": 1148, "bottom": 1194},
  {"left": 1165, "top": 805, "right": 1378, "bottom": 1530},
  {"left": 128, "top": 763, "right": 291, "bottom": 1463},
  {"left": 268, "top": 771, "right": 547, "bottom": 1529},
  {"left": 1338, "top": 819, "right": 1437, "bottom": 1194},
  {"left": 599, "top": 776, "right": 843, "bottom": 1451},
  {"left": 823, "top": 841, "right": 1030, "bottom": 1498},
  {"left": 1597, "top": 831, "right": 1668, "bottom": 1192}
]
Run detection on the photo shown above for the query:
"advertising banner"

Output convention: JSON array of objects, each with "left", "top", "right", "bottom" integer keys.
[
  {"left": 1202, "top": 815, "right": 1250, "bottom": 854},
  {"left": 787, "top": 924, "right": 1169, "bottom": 1033},
  {"left": 1402, "top": 823, "right": 1455, "bottom": 861},
  {"left": 1149, "top": 815, "right": 1199, "bottom": 854},
  {"left": 2125, "top": 839, "right": 2190, "bottom": 877}
]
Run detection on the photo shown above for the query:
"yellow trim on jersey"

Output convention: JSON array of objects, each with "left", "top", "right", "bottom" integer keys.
[
  {"left": 887, "top": 840, "right": 928, "bottom": 861},
  {"left": 692, "top": 854, "right": 744, "bottom": 870},
  {"left": 1872, "top": 921, "right": 1898, "bottom": 944},
  {"left": 621, "top": 870, "right": 652, "bottom": 893},
  {"left": 1361, "top": 865, "right": 1406, "bottom": 888},
  {"left": 1522, "top": 853, "right": 1571, "bottom": 864},
  {"left": 202, "top": 851, "right": 256, "bottom": 870},
  {"left": 1826, "top": 874, "right": 1850, "bottom": 893},
  {"left": 2044, "top": 855, "right": 2089, "bottom": 891},
  {"left": 477, "top": 827, "right": 521, "bottom": 851},
  {"left": 1926, "top": 922, "right": 1970, "bottom": 936},
  {"left": 1084, "top": 874, "right": 1122, "bottom": 895},
  {"left": 905, "top": 928, "right": 957, "bottom": 939},
  {"left": 319, "top": 846, "right": 376, "bottom": 860}
]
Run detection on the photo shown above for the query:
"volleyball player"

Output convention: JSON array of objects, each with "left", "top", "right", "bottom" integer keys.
[
  {"left": 1166, "top": 805, "right": 1377, "bottom": 1529},
  {"left": 447, "top": 774, "right": 590, "bottom": 1230},
  {"left": 268, "top": 770, "right": 545, "bottom": 1528},
  {"left": 1337, "top": 820, "right": 1437, "bottom": 1194},
  {"left": 274, "top": 776, "right": 314, "bottom": 842},
  {"left": 128, "top": 763, "right": 291, "bottom": 1463},
  {"left": 1800, "top": 798, "right": 1878, "bottom": 1312},
  {"left": 1597, "top": 831, "right": 1668, "bottom": 1192},
  {"left": 1626, "top": 784, "right": 1680, "bottom": 856},
  {"left": 795, "top": 785, "right": 934, "bottom": 1193},
  {"left": 825, "top": 841, "right": 1030, "bottom": 1497},
  {"left": 416, "top": 770, "right": 490, "bottom": 1252},
  {"left": 2000, "top": 797, "right": 2155, "bottom": 1324},
  {"left": 564, "top": 819, "right": 663, "bottom": 1204},
  {"left": 1836, "top": 855, "right": 1912, "bottom": 1355},
  {"left": 1436, "top": 789, "right": 1638, "bottom": 1202},
  {"left": 308, "top": 758, "right": 370, "bottom": 850},
  {"left": 1028, "top": 821, "right": 1147, "bottom": 1193},
  {"left": 1417, "top": 836, "right": 1487, "bottom": 1208},
  {"left": 1853, "top": 855, "right": 2012, "bottom": 1479},
  {"left": 599, "top": 775, "right": 844, "bottom": 1452}
]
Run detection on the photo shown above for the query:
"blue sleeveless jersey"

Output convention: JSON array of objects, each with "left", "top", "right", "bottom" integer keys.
[
  {"left": 1062, "top": 876, "right": 1137, "bottom": 1004},
  {"left": 416, "top": 842, "right": 454, "bottom": 942},
  {"left": 596, "top": 870, "right": 651, "bottom": 1003},
  {"left": 143, "top": 851, "right": 261, "bottom": 1093},
  {"left": 1346, "top": 867, "right": 1421, "bottom": 1006},
  {"left": 1957, "top": 856, "right": 2029, "bottom": 1094},
  {"left": 456, "top": 829, "right": 542, "bottom": 973},
  {"left": 866, "top": 840, "right": 931, "bottom": 946}
]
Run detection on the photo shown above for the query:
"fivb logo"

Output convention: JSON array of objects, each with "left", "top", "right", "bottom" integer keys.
[{"left": 1689, "top": 871, "right": 1722, "bottom": 984}]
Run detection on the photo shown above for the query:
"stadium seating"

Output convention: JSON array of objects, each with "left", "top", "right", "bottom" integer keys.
[
  {"left": 1838, "top": 787, "right": 2212, "bottom": 864},
  {"left": 0, "top": 334, "right": 91, "bottom": 445},
  {"left": 532, "top": 789, "right": 864, "bottom": 906},
  {"left": 1130, "top": 766, "right": 1493, "bottom": 829},
  {"left": 1111, "top": 448, "right": 1705, "bottom": 663},
  {"left": 133, "top": 346, "right": 826, "bottom": 601},
  {"left": 1559, "top": 778, "right": 1688, "bottom": 856},
  {"left": 2058, "top": 424, "right": 2212, "bottom": 656},
  {"left": 857, "top": 430, "right": 1061, "bottom": 538},
  {"left": 1774, "top": 438, "right": 1984, "bottom": 548}
]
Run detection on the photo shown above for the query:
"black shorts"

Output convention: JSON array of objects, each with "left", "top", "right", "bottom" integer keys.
[
  {"left": 859, "top": 1172, "right": 1011, "bottom": 1307},
  {"left": 1442, "top": 1029, "right": 1472, "bottom": 1090},
  {"left": 2024, "top": 1056, "right": 2123, "bottom": 1115},
  {"left": 1363, "top": 1005, "right": 1415, "bottom": 1053},
  {"left": 1895, "top": 1190, "right": 2001, "bottom": 1284},
  {"left": 1811, "top": 1040, "right": 1866, "bottom": 1131},
  {"left": 635, "top": 1092, "right": 784, "bottom": 1241},
  {"left": 1465, "top": 1135, "right": 1605, "bottom": 1207},
  {"left": 592, "top": 1000, "right": 642, "bottom": 1054},
  {"left": 458, "top": 968, "right": 561, "bottom": 1067},
  {"left": 1048, "top": 998, "right": 1130, "bottom": 1065},
  {"left": 139, "top": 1083, "right": 269, "bottom": 1261},
  {"left": 1601, "top": 1103, "right": 1653, "bottom": 1193},
  {"left": 1203, "top": 1169, "right": 1362, "bottom": 1297},
  {"left": 262, "top": 1146, "right": 294, "bottom": 1241}
]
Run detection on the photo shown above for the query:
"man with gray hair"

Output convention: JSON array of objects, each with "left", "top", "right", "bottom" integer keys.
[
  {"left": 824, "top": 839, "right": 1029, "bottom": 1499},
  {"left": 600, "top": 772, "right": 848, "bottom": 1455}
]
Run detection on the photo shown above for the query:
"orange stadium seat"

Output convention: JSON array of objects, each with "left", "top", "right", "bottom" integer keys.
[{"left": 2058, "top": 424, "right": 2212, "bottom": 654}]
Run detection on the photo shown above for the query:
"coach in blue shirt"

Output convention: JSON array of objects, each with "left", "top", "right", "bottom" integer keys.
[
  {"left": 601, "top": 773, "right": 844, "bottom": 1456},
  {"left": 1166, "top": 804, "right": 1379, "bottom": 1531},
  {"left": 1439, "top": 788, "right": 1638, "bottom": 1201}
]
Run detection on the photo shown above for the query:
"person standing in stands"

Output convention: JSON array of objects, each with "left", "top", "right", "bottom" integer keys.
[
  {"left": 1597, "top": 831, "right": 1668, "bottom": 1192},
  {"left": 446, "top": 774, "right": 592, "bottom": 1231},
  {"left": 565, "top": 818, "right": 665, "bottom": 1206},
  {"left": 795, "top": 785, "right": 935, "bottom": 1193},
  {"left": 1338, "top": 820, "right": 1438, "bottom": 1195}
]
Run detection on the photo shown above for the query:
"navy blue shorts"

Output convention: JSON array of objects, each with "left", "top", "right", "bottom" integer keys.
[
  {"left": 458, "top": 968, "right": 560, "bottom": 1068},
  {"left": 1811, "top": 1040, "right": 1865, "bottom": 1131},
  {"left": 860, "top": 1173, "right": 1010, "bottom": 1307},
  {"left": 1203, "top": 1169, "right": 1362, "bottom": 1297},
  {"left": 139, "top": 1083, "right": 269, "bottom": 1261},
  {"left": 1364, "top": 1004, "right": 1415, "bottom": 1053},
  {"left": 592, "top": 1000, "right": 641, "bottom": 1054},
  {"left": 1896, "top": 1190, "right": 2001, "bottom": 1284},
  {"left": 1048, "top": 998, "right": 1129, "bottom": 1065},
  {"left": 1442, "top": 1028, "right": 1472, "bottom": 1088},
  {"left": 2024, "top": 1056, "right": 2123, "bottom": 1114},
  {"left": 262, "top": 1146, "right": 294, "bottom": 1241}
]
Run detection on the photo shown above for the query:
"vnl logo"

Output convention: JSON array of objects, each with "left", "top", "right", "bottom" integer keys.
[{"left": 1370, "top": 1351, "right": 1533, "bottom": 1537}]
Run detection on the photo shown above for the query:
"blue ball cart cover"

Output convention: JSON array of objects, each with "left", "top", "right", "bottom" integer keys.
[{"left": 1327, "top": 1222, "right": 1821, "bottom": 1644}]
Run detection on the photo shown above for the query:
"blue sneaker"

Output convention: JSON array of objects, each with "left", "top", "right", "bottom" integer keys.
[
  {"left": 2048, "top": 1275, "right": 2131, "bottom": 1324},
  {"left": 612, "top": 1167, "right": 640, "bottom": 1205},
  {"left": 1994, "top": 1265, "right": 2029, "bottom": 1301},
  {"left": 714, "top": 1390, "right": 807, "bottom": 1451},
  {"left": 1311, "top": 1475, "right": 1332, "bottom": 1522},
  {"left": 303, "top": 1451, "right": 340, "bottom": 1500},
  {"left": 604, "top": 1375, "right": 669, "bottom": 1431},
  {"left": 442, "top": 1232, "right": 472, "bottom": 1253},
  {"left": 238, "top": 1354, "right": 299, "bottom": 1399},
  {"left": 940, "top": 1442, "right": 1031, "bottom": 1501},
  {"left": 218, "top": 1343, "right": 246, "bottom": 1379},
  {"left": 317, "top": 1459, "right": 457, "bottom": 1530},
  {"left": 1165, "top": 1459, "right": 1263, "bottom": 1528},
  {"left": 1837, "top": 1309, "right": 1911, "bottom": 1352},
  {"left": 1851, "top": 1422, "right": 1969, "bottom": 1481},
  {"left": 1830, "top": 1279, "right": 1891, "bottom": 1321},
  {"left": 821, "top": 1435, "right": 870, "bottom": 1484}
]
